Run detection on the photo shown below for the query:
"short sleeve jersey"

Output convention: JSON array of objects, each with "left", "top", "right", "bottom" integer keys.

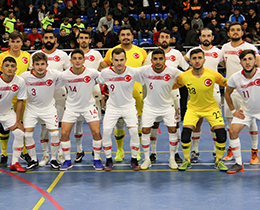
[
  {"left": 41, "top": 16, "right": 54, "bottom": 29},
  {"left": 4, "top": 17, "right": 16, "bottom": 33},
  {"left": 20, "top": 69, "right": 61, "bottom": 111},
  {"left": 175, "top": 68, "right": 227, "bottom": 111},
  {"left": 0, "top": 50, "right": 31, "bottom": 76},
  {"left": 60, "top": 67, "right": 99, "bottom": 111},
  {"left": 139, "top": 65, "right": 182, "bottom": 110},
  {"left": 96, "top": 66, "right": 143, "bottom": 108},
  {"left": 228, "top": 69, "right": 260, "bottom": 113},
  {"left": 221, "top": 41, "right": 259, "bottom": 79},
  {"left": 0, "top": 75, "right": 27, "bottom": 113}
]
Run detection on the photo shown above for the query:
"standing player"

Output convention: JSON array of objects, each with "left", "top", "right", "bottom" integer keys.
[
  {"left": 175, "top": 49, "right": 228, "bottom": 171},
  {"left": 143, "top": 29, "right": 190, "bottom": 164},
  {"left": 221, "top": 22, "right": 260, "bottom": 164},
  {"left": 184, "top": 28, "right": 224, "bottom": 163},
  {"left": 0, "top": 57, "right": 27, "bottom": 172},
  {"left": 140, "top": 49, "right": 183, "bottom": 170},
  {"left": 97, "top": 48, "right": 142, "bottom": 171},
  {"left": 225, "top": 50, "right": 260, "bottom": 173},
  {"left": 0, "top": 31, "right": 31, "bottom": 168},
  {"left": 59, "top": 49, "right": 102, "bottom": 171},
  {"left": 72, "top": 30, "right": 103, "bottom": 163},
  {"left": 29, "top": 29, "right": 70, "bottom": 166},
  {"left": 21, "top": 53, "right": 62, "bottom": 171},
  {"left": 100, "top": 25, "right": 147, "bottom": 162}
]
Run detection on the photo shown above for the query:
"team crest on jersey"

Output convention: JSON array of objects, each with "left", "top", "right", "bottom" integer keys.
[
  {"left": 22, "top": 57, "right": 28, "bottom": 64},
  {"left": 85, "top": 55, "right": 95, "bottom": 62},
  {"left": 45, "top": 79, "right": 53, "bottom": 86},
  {"left": 53, "top": 55, "right": 61, "bottom": 62},
  {"left": 11, "top": 84, "right": 19, "bottom": 92},
  {"left": 237, "top": 50, "right": 243, "bottom": 56},
  {"left": 169, "top": 55, "right": 176, "bottom": 62},
  {"left": 133, "top": 53, "right": 140, "bottom": 59},
  {"left": 124, "top": 75, "right": 132, "bottom": 82},
  {"left": 204, "top": 79, "right": 213, "bottom": 87},
  {"left": 254, "top": 79, "right": 260, "bottom": 86},
  {"left": 83, "top": 76, "right": 91, "bottom": 83},
  {"left": 163, "top": 74, "right": 171, "bottom": 81},
  {"left": 212, "top": 52, "right": 218, "bottom": 58}
]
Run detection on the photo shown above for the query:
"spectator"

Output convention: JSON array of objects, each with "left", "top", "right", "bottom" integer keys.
[
  {"left": 101, "top": 84, "right": 109, "bottom": 114},
  {"left": 241, "top": 20, "right": 251, "bottom": 40},
  {"left": 245, "top": 8, "right": 258, "bottom": 30},
  {"left": 158, "top": 0, "right": 175, "bottom": 14},
  {"left": 113, "top": 2, "right": 128, "bottom": 22},
  {"left": 179, "top": 15, "right": 188, "bottom": 29},
  {"left": 56, "top": 0, "right": 66, "bottom": 9},
  {"left": 252, "top": 21, "right": 260, "bottom": 44},
  {"left": 46, "top": 24, "right": 54, "bottom": 30},
  {"left": 121, "top": 15, "right": 137, "bottom": 38},
  {"left": 179, "top": 21, "right": 191, "bottom": 44},
  {"left": 96, "top": 12, "right": 114, "bottom": 33},
  {"left": 164, "top": 9, "right": 178, "bottom": 31},
  {"left": 191, "top": 12, "right": 204, "bottom": 30},
  {"left": 69, "top": 25, "right": 79, "bottom": 47},
  {"left": 3, "top": 11, "right": 16, "bottom": 33},
  {"left": 138, "top": 0, "right": 155, "bottom": 15},
  {"left": 95, "top": 40, "right": 104, "bottom": 48},
  {"left": 86, "top": 0, "right": 100, "bottom": 27},
  {"left": 184, "top": 23, "right": 199, "bottom": 46},
  {"left": 229, "top": 0, "right": 238, "bottom": 15},
  {"left": 153, "top": 24, "right": 166, "bottom": 45},
  {"left": 57, "top": 28, "right": 70, "bottom": 48},
  {"left": 98, "top": 24, "right": 114, "bottom": 47},
  {"left": 100, "top": 0, "right": 113, "bottom": 18},
  {"left": 40, "top": 11, "right": 55, "bottom": 33},
  {"left": 24, "top": 4, "right": 39, "bottom": 28},
  {"left": 76, "top": 0, "right": 89, "bottom": 15},
  {"left": 202, "top": 0, "right": 216, "bottom": 13},
  {"left": 229, "top": 7, "right": 245, "bottom": 23},
  {"left": 1, "top": 32, "right": 9, "bottom": 49},
  {"left": 137, "top": 11, "right": 153, "bottom": 40},
  {"left": 21, "top": 38, "right": 35, "bottom": 50},
  {"left": 37, "top": 4, "right": 49, "bottom": 23},
  {"left": 74, "top": 16, "right": 85, "bottom": 31},
  {"left": 190, "top": 0, "right": 203, "bottom": 17},
  {"left": 50, "top": 1, "right": 63, "bottom": 28},
  {"left": 60, "top": 17, "right": 72, "bottom": 34},
  {"left": 151, "top": 16, "right": 164, "bottom": 33},
  {"left": 128, "top": 0, "right": 138, "bottom": 14},
  {"left": 215, "top": 23, "right": 228, "bottom": 47},
  {"left": 0, "top": 12, "right": 5, "bottom": 35},
  {"left": 27, "top": 26, "right": 43, "bottom": 46},
  {"left": 62, "top": 0, "right": 78, "bottom": 24},
  {"left": 35, "top": 0, "right": 53, "bottom": 10},
  {"left": 86, "top": 24, "right": 98, "bottom": 48},
  {"left": 203, "top": 8, "right": 221, "bottom": 26},
  {"left": 171, "top": 25, "right": 182, "bottom": 45},
  {"left": 181, "top": 0, "right": 191, "bottom": 18},
  {"left": 214, "top": 0, "right": 230, "bottom": 23},
  {"left": 110, "top": 0, "right": 128, "bottom": 8},
  {"left": 113, "top": 19, "right": 120, "bottom": 34}
]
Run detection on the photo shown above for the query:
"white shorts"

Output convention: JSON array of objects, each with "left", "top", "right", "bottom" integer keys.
[
  {"left": 231, "top": 111, "right": 260, "bottom": 128},
  {"left": 62, "top": 106, "right": 99, "bottom": 123},
  {"left": 0, "top": 109, "right": 16, "bottom": 130},
  {"left": 103, "top": 105, "right": 138, "bottom": 129},
  {"left": 23, "top": 106, "right": 59, "bottom": 130},
  {"left": 142, "top": 105, "right": 177, "bottom": 127},
  {"left": 224, "top": 90, "right": 242, "bottom": 118}
]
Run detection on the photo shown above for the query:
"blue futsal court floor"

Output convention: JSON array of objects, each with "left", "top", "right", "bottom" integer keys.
[{"left": 1, "top": 116, "right": 260, "bottom": 210}]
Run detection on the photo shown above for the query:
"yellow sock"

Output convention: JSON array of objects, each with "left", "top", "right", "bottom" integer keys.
[
  {"left": 0, "top": 133, "right": 9, "bottom": 156},
  {"left": 22, "top": 137, "right": 28, "bottom": 155},
  {"left": 181, "top": 142, "right": 191, "bottom": 162},
  {"left": 215, "top": 142, "right": 226, "bottom": 162},
  {"left": 114, "top": 129, "right": 125, "bottom": 151}
]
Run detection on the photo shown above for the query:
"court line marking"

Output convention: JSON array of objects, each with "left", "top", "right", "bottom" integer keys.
[
  {"left": 33, "top": 172, "right": 64, "bottom": 210},
  {"left": 0, "top": 169, "right": 63, "bottom": 210}
]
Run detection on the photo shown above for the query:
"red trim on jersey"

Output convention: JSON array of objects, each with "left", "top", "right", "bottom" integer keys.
[
  {"left": 241, "top": 68, "right": 257, "bottom": 79},
  {"left": 69, "top": 66, "right": 86, "bottom": 75},
  {"left": 41, "top": 48, "right": 57, "bottom": 54},
  {"left": 103, "top": 146, "right": 112, "bottom": 150},
  {"left": 142, "top": 144, "right": 150, "bottom": 149},
  {"left": 0, "top": 74, "right": 15, "bottom": 83},
  {"left": 151, "top": 64, "right": 167, "bottom": 73},
  {"left": 109, "top": 65, "right": 127, "bottom": 74},
  {"left": 200, "top": 44, "right": 214, "bottom": 50},
  {"left": 30, "top": 69, "right": 47, "bottom": 78}
]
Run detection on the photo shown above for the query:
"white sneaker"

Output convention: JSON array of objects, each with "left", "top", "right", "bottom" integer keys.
[
  {"left": 39, "top": 156, "right": 49, "bottom": 166},
  {"left": 141, "top": 158, "right": 151, "bottom": 170},
  {"left": 58, "top": 155, "right": 65, "bottom": 164},
  {"left": 169, "top": 158, "right": 178, "bottom": 170}
]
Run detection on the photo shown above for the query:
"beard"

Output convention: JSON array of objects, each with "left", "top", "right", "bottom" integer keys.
[
  {"left": 244, "top": 67, "right": 254, "bottom": 73},
  {"left": 160, "top": 42, "right": 169, "bottom": 49},
  {"left": 44, "top": 41, "right": 55, "bottom": 50},
  {"left": 231, "top": 37, "right": 241, "bottom": 42},
  {"left": 202, "top": 40, "right": 211, "bottom": 46}
]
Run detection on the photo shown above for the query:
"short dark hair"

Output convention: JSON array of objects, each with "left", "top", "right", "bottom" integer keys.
[
  {"left": 118, "top": 25, "right": 134, "bottom": 36},
  {"left": 152, "top": 48, "right": 165, "bottom": 57},
  {"left": 112, "top": 48, "right": 126, "bottom": 58},
  {"left": 102, "top": 24, "right": 108, "bottom": 30},
  {"left": 228, "top": 22, "right": 242, "bottom": 31},
  {"left": 78, "top": 29, "right": 91, "bottom": 37},
  {"left": 71, "top": 48, "right": 84, "bottom": 58},
  {"left": 43, "top": 29, "right": 56, "bottom": 37},
  {"left": 239, "top": 49, "right": 256, "bottom": 60},
  {"left": 158, "top": 29, "right": 171, "bottom": 38},
  {"left": 9, "top": 31, "right": 23, "bottom": 41},
  {"left": 3, "top": 56, "right": 16, "bottom": 65},
  {"left": 190, "top": 48, "right": 204, "bottom": 58},
  {"left": 32, "top": 52, "right": 48, "bottom": 64}
]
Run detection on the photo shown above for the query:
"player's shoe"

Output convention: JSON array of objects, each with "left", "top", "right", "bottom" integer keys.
[
  {"left": 74, "top": 151, "right": 85, "bottom": 163},
  {"left": 114, "top": 150, "right": 124, "bottom": 162},
  {"left": 223, "top": 147, "right": 233, "bottom": 161},
  {"left": 226, "top": 163, "right": 245, "bottom": 174},
  {"left": 26, "top": 160, "right": 39, "bottom": 171},
  {"left": 250, "top": 149, "right": 259, "bottom": 165},
  {"left": 50, "top": 160, "right": 60, "bottom": 171},
  {"left": 39, "top": 156, "right": 49, "bottom": 166},
  {"left": 137, "top": 150, "right": 141, "bottom": 162},
  {"left": 0, "top": 155, "right": 8, "bottom": 168},
  {"left": 141, "top": 158, "right": 151, "bottom": 170},
  {"left": 131, "top": 158, "right": 140, "bottom": 171},
  {"left": 10, "top": 162, "right": 26, "bottom": 173},
  {"left": 169, "top": 158, "right": 178, "bottom": 170},
  {"left": 93, "top": 160, "right": 103, "bottom": 171},
  {"left": 60, "top": 160, "right": 73, "bottom": 170},
  {"left": 214, "top": 160, "right": 228, "bottom": 171},
  {"left": 178, "top": 160, "right": 191, "bottom": 171},
  {"left": 58, "top": 154, "right": 65, "bottom": 164},
  {"left": 104, "top": 158, "right": 113, "bottom": 171},
  {"left": 20, "top": 153, "right": 31, "bottom": 163},
  {"left": 149, "top": 153, "right": 157, "bottom": 163},
  {"left": 191, "top": 151, "right": 199, "bottom": 163},
  {"left": 175, "top": 153, "right": 183, "bottom": 163}
]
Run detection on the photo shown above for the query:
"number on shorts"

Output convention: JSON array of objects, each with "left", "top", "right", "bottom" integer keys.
[
  {"left": 242, "top": 90, "right": 249, "bottom": 98},
  {"left": 213, "top": 111, "right": 221, "bottom": 119},
  {"left": 32, "top": 88, "right": 36, "bottom": 96},
  {"left": 89, "top": 108, "right": 97, "bottom": 115},
  {"left": 149, "top": 82, "right": 153, "bottom": 90}
]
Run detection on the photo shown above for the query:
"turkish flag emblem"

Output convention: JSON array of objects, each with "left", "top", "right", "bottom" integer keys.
[
  {"left": 11, "top": 84, "right": 19, "bottom": 92},
  {"left": 53, "top": 55, "right": 61, "bottom": 62},
  {"left": 83, "top": 76, "right": 91, "bottom": 83},
  {"left": 169, "top": 55, "right": 176, "bottom": 62},
  {"left": 254, "top": 78, "right": 260, "bottom": 86},
  {"left": 124, "top": 75, "right": 132, "bottom": 82},
  {"left": 87, "top": 55, "right": 95, "bottom": 61},
  {"left": 164, "top": 74, "right": 171, "bottom": 81},
  {"left": 22, "top": 57, "right": 28, "bottom": 64},
  {"left": 45, "top": 79, "right": 53, "bottom": 86},
  {"left": 133, "top": 53, "right": 140, "bottom": 59},
  {"left": 204, "top": 79, "right": 213, "bottom": 87},
  {"left": 212, "top": 52, "right": 218, "bottom": 58}
]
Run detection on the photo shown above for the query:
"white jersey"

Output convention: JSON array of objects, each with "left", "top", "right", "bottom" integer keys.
[
  {"left": 221, "top": 41, "right": 259, "bottom": 79},
  {"left": 20, "top": 69, "right": 62, "bottom": 111},
  {"left": 0, "top": 75, "right": 27, "bottom": 113},
  {"left": 139, "top": 65, "right": 182, "bottom": 110},
  {"left": 96, "top": 66, "right": 143, "bottom": 108},
  {"left": 144, "top": 48, "right": 189, "bottom": 70},
  {"left": 228, "top": 69, "right": 260, "bottom": 113},
  {"left": 60, "top": 67, "right": 99, "bottom": 111}
]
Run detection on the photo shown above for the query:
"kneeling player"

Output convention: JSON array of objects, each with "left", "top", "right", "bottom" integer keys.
[{"left": 225, "top": 50, "right": 260, "bottom": 173}]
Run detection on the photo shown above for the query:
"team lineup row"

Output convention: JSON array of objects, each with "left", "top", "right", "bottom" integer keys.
[{"left": 0, "top": 22, "right": 259, "bottom": 174}]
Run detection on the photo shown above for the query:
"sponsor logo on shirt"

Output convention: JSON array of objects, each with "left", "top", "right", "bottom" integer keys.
[
  {"left": 133, "top": 53, "right": 140, "bottom": 59},
  {"left": 22, "top": 57, "right": 28, "bottom": 64},
  {"left": 85, "top": 55, "right": 95, "bottom": 62},
  {"left": 204, "top": 79, "right": 213, "bottom": 87},
  {"left": 204, "top": 52, "right": 218, "bottom": 58},
  {"left": 224, "top": 50, "right": 242, "bottom": 56}
]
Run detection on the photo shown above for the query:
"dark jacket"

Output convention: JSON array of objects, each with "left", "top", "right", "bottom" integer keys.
[
  {"left": 184, "top": 29, "right": 199, "bottom": 46},
  {"left": 137, "top": 17, "right": 152, "bottom": 31}
]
